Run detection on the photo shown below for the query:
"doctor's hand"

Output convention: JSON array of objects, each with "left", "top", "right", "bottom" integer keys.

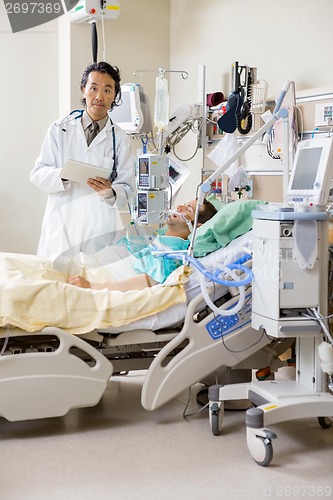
[
  {"left": 87, "top": 176, "right": 114, "bottom": 197},
  {"left": 68, "top": 276, "right": 92, "bottom": 289}
]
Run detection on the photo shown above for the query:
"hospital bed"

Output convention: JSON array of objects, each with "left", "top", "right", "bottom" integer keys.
[{"left": 0, "top": 227, "right": 291, "bottom": 423}]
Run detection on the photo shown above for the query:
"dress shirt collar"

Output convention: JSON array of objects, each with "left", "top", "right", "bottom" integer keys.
[{"left": 82, "top": 109, "right": 109, "bottom": 132}]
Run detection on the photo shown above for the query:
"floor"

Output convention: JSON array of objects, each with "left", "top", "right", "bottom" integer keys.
[{"left": 0, "top": 371, "right": 332, "bottom": 500}]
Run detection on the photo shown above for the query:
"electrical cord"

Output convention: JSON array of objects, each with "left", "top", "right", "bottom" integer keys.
[
  {"left": 101, "top": 13, "right": 106, "bottom": 61},
  {"left": 266, "top": 103, "right": 303, "bottom": 160},
  {"left": 166, "top": 117, "right": 203, "bottom": 162},
  {"left": 266, "top": 134, "right": 281, "bottom": 159},
  {"left": 182, "top": 386, "right": 210, "bottom": 418},
  {"left": 166, "top": 121, "right": 192, "bottom": 148},
  {"left": 294, "top": 104, "right": 304, "bottom": 141},
  {"left": 213, "top": 294, "right": 267, "bottom": 353},
  {"left": 304, "top": 307, "right": 333, "bottom": 346}
]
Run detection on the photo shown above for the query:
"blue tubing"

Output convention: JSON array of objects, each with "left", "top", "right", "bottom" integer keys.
[{"left": 162, "top": 251, "right": 252, "bottom": 287}]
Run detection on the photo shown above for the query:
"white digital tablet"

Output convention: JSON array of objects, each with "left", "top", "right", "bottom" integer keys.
[{"left": 60, "top": 159, "right": 112, "bottom": 183}]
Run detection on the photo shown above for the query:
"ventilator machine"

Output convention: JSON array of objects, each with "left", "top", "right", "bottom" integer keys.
[{"left": 207, "top": 132, "right": 333, "bottom": 466}]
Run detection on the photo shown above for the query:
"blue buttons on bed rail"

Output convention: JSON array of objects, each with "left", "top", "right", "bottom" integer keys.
[
  {"left": 206, "top": 314, "right": 241, "bottom": 340},
  {"left": 206, "top": 292, "right": 252, "bottom": 340}
]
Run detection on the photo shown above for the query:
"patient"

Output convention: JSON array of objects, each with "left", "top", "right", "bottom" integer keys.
[
  {"left": 0, "top": 198, "right": 263, "bottom": 333},
  {"left": 68, "top": 198, "right": 217, "bottom": 291}
]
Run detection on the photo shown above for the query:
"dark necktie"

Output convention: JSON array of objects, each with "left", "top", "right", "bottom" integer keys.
[{"left": 87, "top": 121, "right": 99, "bottom": 146}]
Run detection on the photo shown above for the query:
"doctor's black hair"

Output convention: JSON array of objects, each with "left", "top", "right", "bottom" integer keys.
[{"left": 80, "top": 61, "right": 122, "bottom": 111}]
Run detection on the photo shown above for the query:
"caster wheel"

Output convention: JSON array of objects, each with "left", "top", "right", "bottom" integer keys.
[
  {"left": 318, "top": 416, "right": 333, "bottom": 429},
  {"left": 209, "top": 402, "right": 223, "bottom": 436},
  {"left": 253, "top": 436, "right": 274, "bottom": 467},
  {"left": 247, "top": 428, "right": 276, "bottom": 467}
]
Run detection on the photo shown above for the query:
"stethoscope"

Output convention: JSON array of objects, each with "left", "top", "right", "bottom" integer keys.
[{"left": 59, "top": 109, "right": 118, "bottom": 183}]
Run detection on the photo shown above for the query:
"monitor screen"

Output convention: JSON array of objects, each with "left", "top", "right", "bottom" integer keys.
[
  {"left": 287, "top": 137, "right": 333, "bottom": 206},
  {"left": 109, "top": 84, "right": 144, "bottom": 133},
  {"left": 138, "top": 192, "right": 147, "bottom": 211},
  {"left": 111, "top": 94, "right": 132, "bottom": 124},
  {"left": 169, "top": 164, "right": 180, "bottom": 181},
  {"left": 290, "top": 147, "right": 323, "bottom": 190},
  {"left": 139, "top": 157, "right": 149, "bottom": 175},
  {"left": 166, "top": 154, "right": 190, "bottom": 202}
]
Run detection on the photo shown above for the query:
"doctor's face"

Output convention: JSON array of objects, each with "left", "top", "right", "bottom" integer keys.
[{"left": 81, "top": 71, "right": 116, "bottom": 121}]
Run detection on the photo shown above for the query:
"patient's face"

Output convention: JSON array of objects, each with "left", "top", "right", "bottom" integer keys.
[{"left": 176, "top": 199, "right": 197, "bottom": 221}]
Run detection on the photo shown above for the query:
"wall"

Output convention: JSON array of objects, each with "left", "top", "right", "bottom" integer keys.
[
  {"left": 0, "top": 3, "right": 59, "bottom": 253},
  {"left": 168, "top": 0, "right": 333, "bottom": 204}
]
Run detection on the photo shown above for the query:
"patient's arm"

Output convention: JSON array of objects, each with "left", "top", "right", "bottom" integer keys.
[{"left": 68, "top": 273, "right": 158, "bottom": 291}]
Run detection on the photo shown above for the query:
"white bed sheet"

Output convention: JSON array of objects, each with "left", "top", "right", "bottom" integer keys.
[{"left": 102, "top": 231, "right": 252, "bottom": 334}]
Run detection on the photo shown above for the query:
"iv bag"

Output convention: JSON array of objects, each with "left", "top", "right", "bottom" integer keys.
[{"left": 154, "top": 76, "right": 169, "bottom": 130}]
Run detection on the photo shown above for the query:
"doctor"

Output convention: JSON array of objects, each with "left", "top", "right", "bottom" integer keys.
[{"left": 30, "top": 61, "right": 136, "bottom": 258}]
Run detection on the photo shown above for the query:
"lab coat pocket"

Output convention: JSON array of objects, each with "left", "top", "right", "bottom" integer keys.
[{"left": 101, "top": 155, "right": 115, "bottom": 171}]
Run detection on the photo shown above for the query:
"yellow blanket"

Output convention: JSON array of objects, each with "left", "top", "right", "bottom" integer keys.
[{"left": 0, "top": 253, "right": 189, "bottom": 334}]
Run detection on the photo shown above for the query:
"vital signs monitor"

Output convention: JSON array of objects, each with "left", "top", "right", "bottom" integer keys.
[
  {"left": 110, "top": 84, "right": 144, "bottom": 134},
  {"left": 286, "top": 137, "right": 333, "bottom": 207}
]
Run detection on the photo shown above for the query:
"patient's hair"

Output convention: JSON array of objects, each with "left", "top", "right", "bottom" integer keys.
[
  {"left": 197, "top": 198, "right": 218, "bottom": 224},
  {"left": 80, "top": 61, "right": 121, "bottom": 111}
]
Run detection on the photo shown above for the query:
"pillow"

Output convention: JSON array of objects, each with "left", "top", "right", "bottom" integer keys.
[
  {"left": 191, "top": 199, "right": 265, "bottom": 257},
  {"left": 206, "top": 192, "right": 225, "bottom": 211}
]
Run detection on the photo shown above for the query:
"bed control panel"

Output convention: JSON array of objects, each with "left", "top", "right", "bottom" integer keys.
[{"left": 206, "top": 293, "right": 252, "bottom": 341}]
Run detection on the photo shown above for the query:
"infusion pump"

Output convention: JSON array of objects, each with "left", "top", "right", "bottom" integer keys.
[
  {"left": 136, "top": 191, "right": 169, "bottom": 224},
  {"left": 134, "top": 153, "right": 190, "bottom": 223},
  {"left": 135, "top": 154, "right": 169, "bottom": 224},
  {"left": 137, "top": 154, "right": 169, "bottom": 190}
]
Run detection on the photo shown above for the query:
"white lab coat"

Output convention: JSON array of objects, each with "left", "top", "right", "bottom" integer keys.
[{"left": 31, "top": 112, "right": 136, "bottom": 258}]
